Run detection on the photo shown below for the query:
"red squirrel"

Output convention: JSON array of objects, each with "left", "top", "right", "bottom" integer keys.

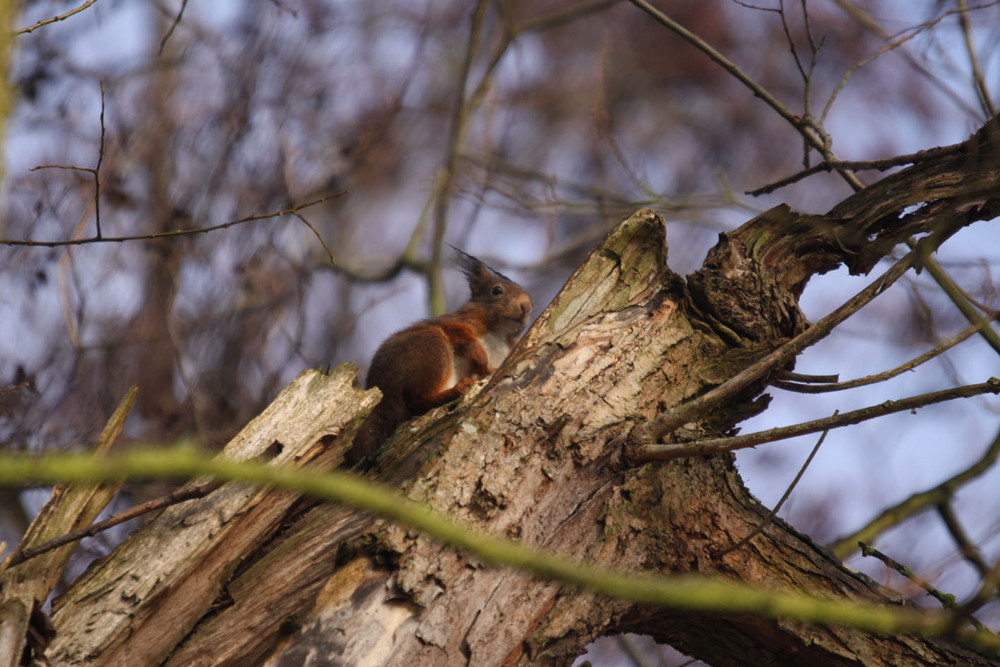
[{"left": 345, "top": 250, "right": 533, "bottom": 466}]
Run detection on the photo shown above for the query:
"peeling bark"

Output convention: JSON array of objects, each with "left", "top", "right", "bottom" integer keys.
[
  {"left": 40, "top": 117, "right": 1000, "bottom": 666},
  {"left": 45, "top": 367, "right": 378, "bottom": 666}
]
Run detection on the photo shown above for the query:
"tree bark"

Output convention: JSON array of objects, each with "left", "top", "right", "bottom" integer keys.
[{"left": 42, "top": 117, "right": 1000, "bottom": 666}]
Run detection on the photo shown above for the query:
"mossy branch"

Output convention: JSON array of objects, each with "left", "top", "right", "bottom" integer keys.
[
  {"left": 0, "top": 447, "right": 997, "bottom": 652},
  {"left": 830, "top": 427, "right": 1000, "bottom": 558}
]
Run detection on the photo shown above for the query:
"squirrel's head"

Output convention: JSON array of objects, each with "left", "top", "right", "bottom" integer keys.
[{"left": 453, "top": 247, "right": 532, "bottom": 339}]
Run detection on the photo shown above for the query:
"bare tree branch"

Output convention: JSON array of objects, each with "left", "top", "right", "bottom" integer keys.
[
  {"left": 0, "top": 196, "right": 342, "bottom": 248},
  {"left": 829, "top": 427, "right": 1000, "bottom": 558},
  {"left": 13, "top": 0, "right": 99, "bottom": 36},
  {"left": 634, "top": 378, "right": 1000, "bottom": 461}
]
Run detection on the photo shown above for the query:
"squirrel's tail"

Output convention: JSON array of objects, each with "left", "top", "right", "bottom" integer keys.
[{"left": 344, "top": 396, "right": 408, "bottom": 467}]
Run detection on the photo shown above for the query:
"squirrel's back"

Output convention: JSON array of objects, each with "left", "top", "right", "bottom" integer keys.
[{"left": 344, "top": 251, "right": 531, "bottom": 467}]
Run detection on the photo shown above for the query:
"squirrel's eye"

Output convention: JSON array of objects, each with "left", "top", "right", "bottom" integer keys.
[{"left": 491, "top": 285, "right": 504, "bottom": 296}]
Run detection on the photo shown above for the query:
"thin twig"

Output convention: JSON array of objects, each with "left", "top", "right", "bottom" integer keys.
[
  {"left": 13, "top": 0, "right": 99, "bottom": 35},
  {"left": 6, "top": 482, "right": 219, "bottom": 567},
  {"left": 773, "top": 0, "right": 826, "bottom": 174},
  {"left": 779, "top": 0, "right": 809, "bottom": 85},
  {"left": 95, "top": 80, "right": 106, "bottom": 237},
  {"left": 957, "top": 0, "right": 997, "bottom": 118},
  {"left": 913, "top": 239, "right": 1000, "bottom": 356},
  {"left": 714, "top": 419, "right": 832, "bottom": 558},
  {"left": 799, "top": 0, "right": 821, "bottom": 56},
  {"left": 773, "top": 311, "right": 996, "bottom": 394},
  {"left": 159, "top": 0, "right": 190, "bottom": 55},
  {"left": 776, "top": 371, "right": 840, "bottom": 384},
  {"left": 798, "top": 5, "right": 826, "bottom": 171},
  {"left": 0, "top": 195, "right": 343, "bottom": 248},
  {"left": 747, "top": 144, "right": 963, "bottom": 196},
  {"left": 296, "top": 218, "right": 419, "bottom": 281},
  {"left": 27, "top": 80, "right": 108, "bottom": 239},
  {"left": 633, "top": 379, "right": 1000, "bottom": 462},
  {"left": 858, "top": 543, "right": 978, "bottom": 626},
  {"left": 829, "top": 427, "right": 1000, "bottom": 558},
  {"left": 291, "top": 212, "right": 335, "bottom": 266},
  {"left": 956, "top": 554, "right": 1000, "bottom": 619},
  {"left": 936, "top": 502, "right": 989, "bottom": 576}
]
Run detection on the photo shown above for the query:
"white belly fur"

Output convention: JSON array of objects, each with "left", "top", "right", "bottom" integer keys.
[
  {"left": 444, "top": 356, "right": 467, "bottom": 391},
  {"left": 441, "top": 332, "right": 512, "bottom": 391},
  {"left": 480, "top": 331, "right": 513, "bottom": 370}
]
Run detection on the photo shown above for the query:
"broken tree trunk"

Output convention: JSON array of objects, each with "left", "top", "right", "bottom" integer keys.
[{"left": 39, "top": 117, "right": 1000, "bottom": 666}]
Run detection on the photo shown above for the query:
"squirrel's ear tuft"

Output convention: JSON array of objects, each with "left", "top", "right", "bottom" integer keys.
[
  {"left": 450, "top": 245, "right": 485, "bottom": 280},
  {"left": 451, "top": 246, "right": 507, "bottom": 279},
  {"left": 450, "top": 246, "right": 512, "bottom": 298}
]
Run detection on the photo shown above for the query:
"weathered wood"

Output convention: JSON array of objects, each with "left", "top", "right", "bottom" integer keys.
[
  {"left": 0, "top": 387, "right": 136, "bottom": 667},
  {"left": 45, "top": 366, "right": 377, "bottom": 665}
]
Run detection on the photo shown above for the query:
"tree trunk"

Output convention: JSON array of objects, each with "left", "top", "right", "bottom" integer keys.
[{"left": 42, "top": 117, "right": 1000, "bottom": 666}]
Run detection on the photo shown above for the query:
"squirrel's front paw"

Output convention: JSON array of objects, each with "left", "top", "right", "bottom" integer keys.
[{"left": 455, "top": 376, "right": 479, "bottom": 393}]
